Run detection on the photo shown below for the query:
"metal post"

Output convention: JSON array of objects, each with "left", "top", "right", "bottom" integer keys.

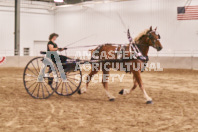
[{"left": 14, "top": 0, "right": 20, "bottom": 56}]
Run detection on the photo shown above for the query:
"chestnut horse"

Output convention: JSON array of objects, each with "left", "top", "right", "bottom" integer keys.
[{"left": 78, "top": 26, "right": 163, "bottom": 104}]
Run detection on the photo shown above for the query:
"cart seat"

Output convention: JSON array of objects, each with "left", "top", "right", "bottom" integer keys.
[{"left": 40, "top": 51, "right": 46, "bottom": 55}]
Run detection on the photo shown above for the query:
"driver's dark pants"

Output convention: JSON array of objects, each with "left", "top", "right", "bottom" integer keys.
[
  {"left": 59, "top": 55, "right": 67, "bottom": 64},
  {"left": 51, "top": 55, "right": 67, "bottom": 63},
  {"left": 47, "top": 55, "right": 68, "bottom": 84},
  {"left": 50, "top": 55, "right": 67, "bottom": 70}
]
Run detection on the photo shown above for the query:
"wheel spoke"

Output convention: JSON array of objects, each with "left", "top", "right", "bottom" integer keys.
[
  {"left": 37, "top": 83, "right": 40, "bottom": 98},
  {"left": 66, "top": 73, "right": 80, "bottom": 76},
  {"left": 66, "top": 82, "right": 74, "bottom": 92},
  {"left": 32, "top": 83, "right": 38, "bottom": 95},
  {"left": 25, "top": 78, "right": 37, "bottom": 82},
  {"left": 27, "top": 82, "right": 37, "bottom": 89},
  {"left": 57, "top": 79, "right": 62, "bottom": 88},
  {"left": 67, "top": 77, "right": 80, "bottom": 82},
  {"left": 27, "top": 67, "right": 38, "bottom": 76},
  {"left": 43, "top": 83, "right": 50, "bottom": 95},
  {"left": 25, "top": 74, "right": 37, "bottom": 78},
  {"left": 31, "top": 62, "right": 39, "bottom": 75},
  {"left": 41, "top": 83, "right": 45, "bottom": 98},
  {"left": 65, "top": 82, "right": 68, "bottom": 95},
  {"left": 67, "top": 79, "right": 77, "bottom": 88},
  {"left": 61, "top": 82, "right": 64, "bottom": 94}
]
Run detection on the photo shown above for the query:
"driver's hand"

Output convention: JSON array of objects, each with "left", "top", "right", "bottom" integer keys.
[{"left": 58, "top": 48, "right": 64, "bottom": 51}]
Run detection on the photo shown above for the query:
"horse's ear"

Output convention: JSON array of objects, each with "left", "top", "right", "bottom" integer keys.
[
  {"left": 154, "top": 27, "right": 157, "bottom": 31},
  {"left": 150, "top": 26, "right": 152, "bottom": 31}
]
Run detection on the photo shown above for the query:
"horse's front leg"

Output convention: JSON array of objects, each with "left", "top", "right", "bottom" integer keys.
[
  {"left": 133, "top": 70, "right": 152, "bottom": 104},
  {"left": 119, "top": 76, "right": 138, "bottom": 95},
  {"left": 78, "top": 70, "right": 98, "bottom": 94},
  {"left": 102, "top": 70, "right": 115, "bottom": 101}
]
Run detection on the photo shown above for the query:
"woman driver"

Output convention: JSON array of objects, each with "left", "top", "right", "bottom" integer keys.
[{"left": 47, "top": 33, "right": 67, "bottom": 64}]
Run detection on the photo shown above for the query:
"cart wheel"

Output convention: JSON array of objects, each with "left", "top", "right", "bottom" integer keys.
[
  {"left": 23, "top": 57, "right": 58, "bottom": 99},
  {"left": 55, "top": 69, "right": 82, "bottom": 96}
]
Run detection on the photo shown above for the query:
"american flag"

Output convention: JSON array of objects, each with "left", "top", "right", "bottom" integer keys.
[{"left": 177, "top": 5, "right": 198, "bottom": 20}]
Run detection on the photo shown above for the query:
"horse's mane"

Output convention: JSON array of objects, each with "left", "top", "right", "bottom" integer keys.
[{"left": 134, "top": 29, "right": 150, "bottom": 43}]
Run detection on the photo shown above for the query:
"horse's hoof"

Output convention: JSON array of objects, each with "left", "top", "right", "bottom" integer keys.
[
  {"left": 119, "top": 89, "right": 124, "bottom": 95},
  {"left": 109, "top": 98, "right": 115, "bottom": 101},
  {"left": 78, "top": 90, "right": 81, "bottom": 94},
  {"left": 146, "top": 101, "right": 153, "bottom": 104}
]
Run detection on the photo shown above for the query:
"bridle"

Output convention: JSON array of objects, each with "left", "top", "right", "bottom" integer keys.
[
  {"left": 132, "top": 31, "right": 160, "bottom": 63},
  {"left": 146, "top": 31, "right": 161, "bottom": 47}
]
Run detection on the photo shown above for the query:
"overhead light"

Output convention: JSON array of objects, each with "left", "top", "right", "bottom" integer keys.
[{"left": 54, "top": 0, "right": 64, "bottom": 2}]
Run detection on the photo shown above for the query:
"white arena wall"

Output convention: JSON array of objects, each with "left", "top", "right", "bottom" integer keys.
[
  {"left": 0, "top": 0, "right": 54, "bottom": 56},
  {"left": 54, "top": 0, "right": 198, "bottom": 56},
  {"left": 0, "top": 0, "right": 198, "bottom": 69}
]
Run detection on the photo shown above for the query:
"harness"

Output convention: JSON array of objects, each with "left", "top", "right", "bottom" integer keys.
[
  {"left": 90, "top": 30, "right": 160, "bottom": 72},
  {"left": 90, "top": 43, "right": 149, "bottom": 61},
  {"left": 115, "top": 45, "right": 126, "bottom": 59},
  {"left": 91, "top": 44, "right": 126, "bottom": 60}
]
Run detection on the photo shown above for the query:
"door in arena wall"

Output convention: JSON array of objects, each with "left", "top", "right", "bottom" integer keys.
[{"left": 33, "top": 40, "right": 48, "bottom": 56}]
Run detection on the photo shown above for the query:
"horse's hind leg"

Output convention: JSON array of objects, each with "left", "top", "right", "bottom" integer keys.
[
  {"left": 133, "top": 70, "right": 152, "bottom": 104},
  {"left": 119, "top": 76, "right": 138, "bottom": 95},
  {"left": 102, "top": 70, "right": 115, "bottom": 101},
  {"left": 78, "top": 69, "right": 98, "bottom": 94}
]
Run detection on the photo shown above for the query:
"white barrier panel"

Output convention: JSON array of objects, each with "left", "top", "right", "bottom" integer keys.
[
  {"left": 0, "top": 56, "right": 197, "bottom": 70},
  {"left": 149, "top": 57, "right": 195, "bottom": 69},
  {"left": 0, "top": 56, "right": 36, "bottom": 68}
]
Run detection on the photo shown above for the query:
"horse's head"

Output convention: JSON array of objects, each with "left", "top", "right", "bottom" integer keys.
[{"left": 146, "top": 26, "right": 163, "bottom": 51}]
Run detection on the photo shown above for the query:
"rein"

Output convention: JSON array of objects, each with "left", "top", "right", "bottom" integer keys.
[
  {"left": 66, "top": 43, "right": 148, "bottom": 49},
  {"left": 65, "top": 31, "right": 159, "bottom": 50},
  {"left": 66, "top": 44, "right": 102, "bottom": 49}
]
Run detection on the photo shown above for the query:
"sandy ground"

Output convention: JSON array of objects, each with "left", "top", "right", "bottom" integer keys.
[{"left": 0, "top": 68, "right": 198, "bottom": 132}]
